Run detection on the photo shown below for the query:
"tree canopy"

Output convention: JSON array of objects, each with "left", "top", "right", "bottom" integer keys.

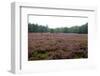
[{"left": 28, "top": 23, "right": 88, "bottom": 34}]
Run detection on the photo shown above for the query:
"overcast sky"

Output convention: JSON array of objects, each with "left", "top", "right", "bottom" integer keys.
[{"left": 29, "top": 15, "right": 88, "bottom": 28}]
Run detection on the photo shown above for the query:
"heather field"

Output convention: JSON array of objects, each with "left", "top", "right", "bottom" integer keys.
[{"left": 28, "top": 33, "right": 88, "bottom": 60}]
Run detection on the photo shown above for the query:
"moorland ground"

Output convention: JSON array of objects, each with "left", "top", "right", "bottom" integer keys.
[{"left": 28, "top": 33, "right": 88, "bottom": 60}]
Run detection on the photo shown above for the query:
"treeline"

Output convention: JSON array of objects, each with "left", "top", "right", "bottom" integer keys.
[{"left": 28, "top": 23, "right": 88, "bottom": 34}]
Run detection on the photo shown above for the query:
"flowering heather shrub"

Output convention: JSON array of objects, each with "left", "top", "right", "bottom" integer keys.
[{"left": 28, "top": 33, "right": 88, "bottom": 60}]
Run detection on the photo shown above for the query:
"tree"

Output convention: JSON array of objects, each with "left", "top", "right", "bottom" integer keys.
[
  {"left": 49, "top": 29, "right": 55, "bottom": 33},
  {"left": 63, "top": 27, "right": 69, "bottom": 33},
  {"left": 28, "top": 23, "right": 88, "bottom": 34},
  {"left": 78, "top": 23, "right": 88, "bottom": 34},
  {"left": 68, "top": 26, "right": 79, "bottom": 33}
]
